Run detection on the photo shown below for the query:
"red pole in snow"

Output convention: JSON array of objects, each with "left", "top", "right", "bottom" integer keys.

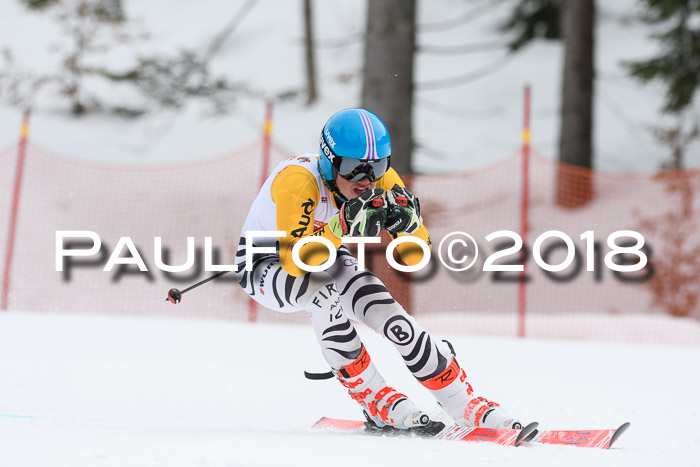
[
  {"left": 1, "top": 110, "right": 31, "bottom": 311},
  {"left": 248, "top": 101, "right": 274, "bottom": 322},
  {"left": 517, "top": 86, "right": 531, "bottom": 337},
  {"left": 260, "top": 101, "right": 273, "bottom": 188}
]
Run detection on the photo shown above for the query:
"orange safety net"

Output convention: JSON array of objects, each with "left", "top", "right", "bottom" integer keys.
[
  {"left": 406, "top": 151, "right": 700, "bottom": 344},
  {"left": 1, "top": 142, "right": 699, "bottom": 344},
  {"left": 0, "top": 142, "right": 293, "bottom": 324}
]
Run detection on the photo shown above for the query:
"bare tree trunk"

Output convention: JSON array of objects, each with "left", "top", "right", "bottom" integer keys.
[
  {"left": 556, "top": 0, "right": 595, "bottom": 207},
  {"left": 303, "top": 0, "right": 317, "bottom": 105},
  {"left": 362, "top": 0, "right": 416, "bottom": 313},
  {"left": 361, "top": 0, "right": 415, "bottom": 175}
]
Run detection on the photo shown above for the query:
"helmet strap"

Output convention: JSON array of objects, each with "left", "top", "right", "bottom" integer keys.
[{"left": 322, "top": 177, "right": 347, "bottom": 207}]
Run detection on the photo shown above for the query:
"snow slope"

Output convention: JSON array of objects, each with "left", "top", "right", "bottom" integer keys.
[
  {"left": 1, "top": 311, "right": 698, "bottom": 467},
  {"left": 0, "top": 0, "right": 698, "bottom": 172}
]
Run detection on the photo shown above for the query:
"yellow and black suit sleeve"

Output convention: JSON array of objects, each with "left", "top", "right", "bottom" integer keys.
[{"left": 271, "top": 166, "right": 342, "bottom": 277}]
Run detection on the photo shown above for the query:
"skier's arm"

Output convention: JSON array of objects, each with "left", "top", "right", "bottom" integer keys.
[
  {"left": 271, "top": 166, "right": 342, "bottom": 277},
  {"left": 378, "top": 168, "right": 432, "bottom": 267}
]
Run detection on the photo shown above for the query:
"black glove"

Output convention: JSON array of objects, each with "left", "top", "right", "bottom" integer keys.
[
  {"left": 385, "top": 185, "right": 421, "bottom": 235},
  {"left": 167, "top": 288, "right": 182, "bottom": 304},
  {"left": 330, "top": 188, "right": 387, "bottom": 237}
]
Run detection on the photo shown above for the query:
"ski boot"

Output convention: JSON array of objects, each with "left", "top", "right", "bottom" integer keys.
[
  {"left": 336, "top": 346, "right": 444, "bottom": 436},
  {"left": 425, "top": 357, "right": 521, "bottom": 429}
]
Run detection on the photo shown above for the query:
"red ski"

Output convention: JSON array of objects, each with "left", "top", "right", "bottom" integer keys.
[
  {"left": 313, "top": 417, "right": 539, "bottom": 446},
  {"left": 313, "top": 417, "right": 630, "bottom": 449},
  {"left": 533, "top": 422, "right": 631, "bottom": 449}
]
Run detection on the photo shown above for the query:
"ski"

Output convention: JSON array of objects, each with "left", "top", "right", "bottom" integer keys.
[
  {"left": 313, "top": 417, "right": 630, "bottom": 449},
  {"left": 312, "top": 417, "right": 539, "bottom": 446},
  {"left": 531, "top": 422, "right": 631, "bottom": 449}
]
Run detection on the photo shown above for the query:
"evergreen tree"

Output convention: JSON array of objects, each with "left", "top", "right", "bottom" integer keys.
[
  {"left": 3, "top": 0, "right": 242, "bottom": 116},
  {"left": 500, "top": 0, "right": 563, "bottom": 51},
  {"left": 626, "top": 0, "right": 700, "bottom": 113}
]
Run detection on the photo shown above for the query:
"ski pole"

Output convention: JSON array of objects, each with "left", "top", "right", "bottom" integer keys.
[{"left": 165, "top": 270, "right": 232, "bottom": 303}]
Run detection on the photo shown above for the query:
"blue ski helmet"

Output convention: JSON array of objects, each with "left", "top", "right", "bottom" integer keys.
[{"left": 318, "top": 108, "right": 391, "bottom": 182}]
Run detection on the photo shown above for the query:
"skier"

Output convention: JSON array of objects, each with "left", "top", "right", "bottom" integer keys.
[{"left": 234, "top": 108, "right": 520, "bottom": 433}]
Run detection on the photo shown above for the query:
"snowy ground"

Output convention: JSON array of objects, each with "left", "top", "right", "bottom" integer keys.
[{"left": 1, "top": 311, "right": 698, "bottom": 467}]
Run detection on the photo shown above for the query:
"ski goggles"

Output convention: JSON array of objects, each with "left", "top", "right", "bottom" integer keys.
[{"left": 334, "top": 156, "right": 390, "bottom": 182}]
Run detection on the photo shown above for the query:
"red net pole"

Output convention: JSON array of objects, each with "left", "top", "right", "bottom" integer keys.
[
  {"left": 2, "top": 110, "right": 31, "bottom": 311},
  {"left": 248, "top": 101, "right": 275, "bottom": 322},
  {"left": 260, "top": 101, "right": 273, "bottom": 187},
  {"left": 517, "top": 86, "right": 531, "bottom": 337}
]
